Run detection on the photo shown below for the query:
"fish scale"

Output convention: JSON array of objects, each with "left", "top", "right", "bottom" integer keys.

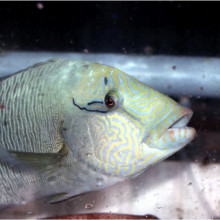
[
  {"left": 0, "top": 59, "right": 195, "bottom": 208},
  {"left": 1, "top": 64, "right": 54, "bottom": 153}
]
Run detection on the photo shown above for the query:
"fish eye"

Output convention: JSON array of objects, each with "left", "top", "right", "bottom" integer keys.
[
  {"left": 104, "top": 90, "right": 122, "bottom": 110},
  {"left": 105, "top": 95, "right": 115, "bottom": 108}
]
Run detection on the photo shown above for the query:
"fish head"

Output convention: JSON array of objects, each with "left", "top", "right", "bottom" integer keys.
[{"left": 67, "top": 61, "right": 196, "bottom": 178}]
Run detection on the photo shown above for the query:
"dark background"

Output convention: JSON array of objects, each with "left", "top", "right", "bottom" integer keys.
[{"left": 0, "top": 2, "right": 220, "bottom": 56}]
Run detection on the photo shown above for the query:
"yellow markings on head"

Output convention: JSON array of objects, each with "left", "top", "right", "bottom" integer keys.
[
  {"left": 162, "top": 135, "right": 168, "bottom": 144},
  {"left": 104, "top": 163, "right": 108, "bottom": 174},
  {"left": 112, "top": 146, "right": 130, "bottom": 163},
  {"left": 123, "top": 163, "right": 136, "bottom": 177},
  {"left": 114, "top": 165, "right": 122, "bottom": 176},
  {"left": 111, "top": 158, "right": 116, "bottom": 167},
  {"left": 125, "top": 152, "right": 132, "bottom": 166},
  {"left": 129, "top": 79, "right": 142, "bottom": 91},
  {"left": 96, "top": 133, "right": 110, "bottom": 161},
  {"left": 137, "top": 152, "right": 158, "bottom": 166}
]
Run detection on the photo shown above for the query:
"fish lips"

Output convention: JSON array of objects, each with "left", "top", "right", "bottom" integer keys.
[
  {"left": 169, "top": 106, "right": 196, "bottom": 143},
  {"left": 156, "top": 106, "right": 196, "bottom": 151},
  {"left": 143, "top": 105, "right": 196, "bottom": 152},
  {"left": 170, "top": 107, "right": 194, "bottom": 130}
]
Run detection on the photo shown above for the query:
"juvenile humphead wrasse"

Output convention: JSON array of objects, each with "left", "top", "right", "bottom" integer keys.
[{"left": 0, "top": 59, "right": 195, "bottom": 208}]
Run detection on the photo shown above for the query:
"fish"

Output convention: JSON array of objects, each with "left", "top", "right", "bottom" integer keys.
[{"left": 0, "top": 59, "right": 195, "bottom": 209}]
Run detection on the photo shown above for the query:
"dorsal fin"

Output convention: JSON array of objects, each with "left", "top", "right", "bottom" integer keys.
[{"left": 0, "top": 58, "right": 62, "bottom": 82}]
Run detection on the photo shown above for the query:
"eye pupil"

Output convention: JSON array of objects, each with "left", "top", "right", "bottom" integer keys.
[
  {"left": 104, "top": 90, "right": 122, "bottom": 110},
  {"left": 105, "top": 96, "right": 115, "bottom": 108}
]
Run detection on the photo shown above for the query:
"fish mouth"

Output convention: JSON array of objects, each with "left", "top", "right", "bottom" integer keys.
[
  {"left": 157, "top": 106, "right": 196, "bottom": 150},
  {"left": 143, "top": 106, "right": 196, "bottom": 149},
  {"left": 168, "top": 107, "right": 193, "bottom": 130},
  {"left": 139, "top": 106, "right": 195, "bottom": 172}
]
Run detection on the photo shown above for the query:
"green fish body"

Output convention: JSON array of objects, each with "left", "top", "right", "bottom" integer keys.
[{"left": 0, "top": 59, "right": 195, "bottom": 208}]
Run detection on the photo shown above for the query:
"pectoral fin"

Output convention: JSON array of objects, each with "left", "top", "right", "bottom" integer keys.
[
  {"left": 45, "top": 192, "right": 84, "bottom": 204},
  {"left": 44, "top": 193, "right": 69, "bottom": 204},
  {"left": 0, "top": 144, "right": 68, "bottom": 170}
]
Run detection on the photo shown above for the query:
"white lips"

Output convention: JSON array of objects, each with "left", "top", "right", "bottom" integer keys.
[{"left": 170, "top": 107, "right": 193, "bottom": 129}]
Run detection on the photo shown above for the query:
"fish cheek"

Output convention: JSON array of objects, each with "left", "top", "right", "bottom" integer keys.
[{"left": 88, "top": 114, "right": 141, "bottom": 169}]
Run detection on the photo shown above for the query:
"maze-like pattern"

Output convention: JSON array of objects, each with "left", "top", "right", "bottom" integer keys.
[{"left": 75, "top": 62, "right": 193, "bottom": 177}]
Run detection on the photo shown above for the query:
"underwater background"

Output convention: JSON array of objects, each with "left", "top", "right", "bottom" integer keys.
[{"left": 0, "top": 2, "right": 219, "bottom": 219}]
